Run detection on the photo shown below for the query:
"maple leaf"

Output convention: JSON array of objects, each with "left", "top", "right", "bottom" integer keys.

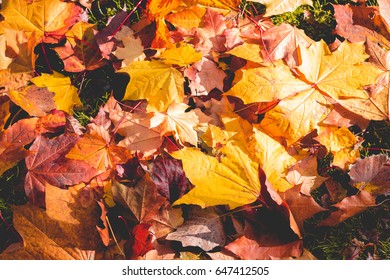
[
  {"left": 0, "top": 185, "right": 100, "bottom": 260},
  {"left": 160, "top": 42, "right": 202, "bottom": 67},
  {"left": 112, "top": 175, "right": 167, "bottom": 223},
  {"left": 118, "top": 60, "right": 184, "bottom": 112},
  {"left": 226, "top": 42, "right": 263, "bottom": 64},
  {"left": 55, "top": 22, "right": 106, "bottom": 72},
  {"left": 171, "top": 142, "right": 260, "bottom": 209},
  {"left": 333, "top": 4, "right": 390, "bottom": 49},
  {"left": 0, "top": 34, "right": 12, "bottom": 69},
  {"left": 252, "top": 0, "right": 313, "bottom": 17},
  {"left": 259, "top": 41, "right": 382, "bottom": 145},
  {"left": 66, "top": 130, "right": 132, "bottom": 172},
  {"left": 149, "top": 154, "right": 191, "bottom": 203},
  {"left": 25, "top": 134, "right": 99, "bottom": 208},
  {"left": 319, "top": 190, "right": 376, "bottom": 226},
  {"left": 30, "top": 72, "right": 82, "bottom": 114},
  {"left": 253, "top": 128, "right": 296, "bottom": 192},
  {"left": 166, "top": 207, "right": 226, "bottom": 251},
  {"left": 280, "top": 185, "right": 327, "bottom": 231},
  {"left": 315, "top": 126, "right": 360, "bottom": 170},
  {"left": 146, "top": 0, "right": 181, "bottom": 21},
  {"left": 260, "top": 23, "right": 314, "bottom": 66},
  {"left": 286, "top": 155, "right": 327, "bottom": 196},
  {"left": 0, "top": 0, "right": 82, "bottom": 43},
  {"left": 150, "top": 102, "right": 200, "bottom": 146},
  {"left": 125, "top": 223, "right": 155, "bottom": 259},
  {"left": 165, "top": 5, "right": 206, "bottom": 29},
  {"left": 184, "top": 57, "right": 227, "bottom": 96},
  {"left": 109, "top": 109, "right": 163, "bottom": 158},
  {"left": 0, "top": 117, "right": 38, "bottom": 176},
  {"left": 225, "top": 222, "right": 303, "bottom": 260},
  {"left": 8, "top": 86, "right": 56, "bottom": 117},
  {"left": 113, "top": 26, "right": 146, "bottom": 67},
  {"left": 349, "top": 154, "right": 390, "bottom": 195}
]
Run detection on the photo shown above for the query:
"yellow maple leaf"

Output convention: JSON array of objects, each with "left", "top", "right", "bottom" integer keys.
[
  {"left": 251, "top": 0, "right": 313, "bottom": 17},
  {"left": 253, "top": 128, "right": 296, "bottom": 192},
  {"left": 113, "top": 26, "right": 146, "bottom": 66},
  {"left": 30, "top": 72, "right": 82, "bottom": 114},
  {"left": 171, "top": 143, "right": 260, "bottom": 209},
  {"left": 226, "top": 42, "right": 263, "bottom": 64},
  {"left": 160, "top": 42, "right": 202, "bottom": 67},
  {"left": 146, "top": 0, "right": 181, "bottom": 20},
  {"left": 165, "top": 5, "right": 206, "bottom": 29},
  {"left": 315, "top": 126, "right": 360, "bottom": 170},
  {"left": 119, "top": 60, "right": 184, "bottom": 112},
  {"left": 150, "top": 102, "right": 199, "bottom": 146},
  {"left": 258, "top": 41, "right": 382, "bottom": 146},
  {"left": 0, "top": 0, "right": 81, "bottom": 43}
]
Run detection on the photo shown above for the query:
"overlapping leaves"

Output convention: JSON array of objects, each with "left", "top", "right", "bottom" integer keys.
[{"left": 0, "top": 0, "right": 389, "bottom": 260}]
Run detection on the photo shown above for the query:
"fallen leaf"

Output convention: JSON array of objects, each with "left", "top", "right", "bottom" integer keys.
[
  {"left": 0, "top": 0, "right": 82, "bottom": 43},
  {"left": 286, "top": 155, "right": 327, "bottom": 195},
  {"left": 112, "top": 175, "right": 167, "bottom": 223},
  {"left": 25, "top": 134, "right": 99, "bottom": 207},
  {"left": 30, "top": 72, "right": 82, "bottom": 114},
  {"left": 0, "top": 184, "right": 101, "bottom": 260},
  {"left": 150, "top": 102, "right": 199, "bottom": 146},
  {"left": 319, "top": 190, "right": 376, "bottom": 226},
  {"left": 171, "top": 142, "right": 260, "bottom": 209},
  {"left": 349, "top": 154, "right": 390, "bottom": 195},
  {"left": 119, "top": 60, "right": 184, "bottom": 112},
  {"left": 166, "top": 207, "right": 226, "bottom": 251},
  {"left": 160, "top": 42, "right": 202, "bottom": 67},
  {"left": 253, "top": 0, "right": 313, "bottom": 17},
  {"left": 149, "top": 154, "right": 191, "bottom": 203},
  {"left": 113, "top": 26, "right": 146, "bottom": 67},
  {"left": 225, "top": 222, "right": 303, "bottom": 260},
  {"left": 184, "top": 57, "right": 227, "bottom": 96}
]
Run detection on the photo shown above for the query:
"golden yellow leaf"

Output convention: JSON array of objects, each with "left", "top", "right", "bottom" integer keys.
[
  {"left": 30, "top": 72, "right": 82, "bottom": 114},
  {"left": 251, "top": 0, "right": 313, "bottom": 17},
  {"left": 119, "top": 60, "right": 184, "bottom": 112},
  {"left": 253, "top": 127, "right": 296, "bottom": 192},
  {"left": 150, "top": 102, "right": 199, "bottom": 146},
  {"left": 160, "top": 42, "right": 202, "bottom": 67},
  {"left": 146, "top": 0, "right": 181, "bottom": 20},
  {"left": 226, "top": 42, "right": 263, "bottom": 64},
  {"left": 226, "top": 61, "right": 308, "bottom": 104},
  {"left": 184, "top": 0, "right": 241, "bottom": 11},
  {"left": 259, "top": 88, "right": 332, "bottom": 146},
  {"left": 0, "top": 34, "right": 12, "bottom": 70},
  {"left": 316, "top": 126, "right": 360, "bottom": 170},
  {"left": 258, "top": 41, "right": 381, "bottom": 145},
  {"left": 165, "top": 5, "right": 206, "bottom": 29},
  {"left": 0, "top": 0, "right": 81, "bottom": 43},
  {"left": 171, "top": 143, "right": 260, "bottom": 209}
]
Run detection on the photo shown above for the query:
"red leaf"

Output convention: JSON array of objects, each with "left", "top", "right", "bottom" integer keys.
[
  {"left": 125, "top": 223, "right": 154, "bottom": 259},
  {"left": 25, "top": 134, "right": 99, "bottom": 208}
]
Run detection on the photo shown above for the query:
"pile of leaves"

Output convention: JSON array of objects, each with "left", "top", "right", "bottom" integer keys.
[{"left": 0, "top": 0, "right": 389, "bottom": 260}]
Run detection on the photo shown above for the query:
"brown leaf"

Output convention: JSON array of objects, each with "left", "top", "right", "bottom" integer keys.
[
  {"left": 349, "top": 154, "right": 390, "bottom": 195},
  {"left": 280, "top": 185, "right": 327, "bottom": 232},
  {"left": 0, "top": 184, "right": 101, "bottom": 259},
  {"left": 25, "top": 134, "right": 100, "bottom": 207},
  {"left": 319, "top": 190, "right": 376, "bottom": 226},
  {"left": 333, "top": 4, "right": 390, "bottom": 49},
  {"left": 166, "top": 207, "right": 226, "bottom": 251},
  {"left": 224, "top": 223, "right": 303, "bottom": 260},
  {"left": 112, "top": 175, "right": 167, "bottom": 223}
]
